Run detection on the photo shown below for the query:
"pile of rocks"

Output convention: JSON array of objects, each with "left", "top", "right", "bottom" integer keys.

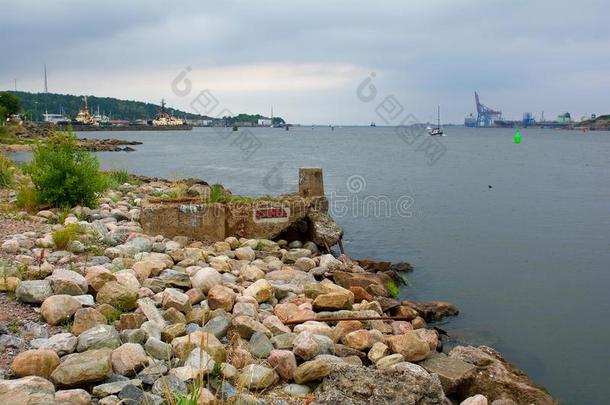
[{"left": 0, "top": 181, "right": 556, "bottom": 404}]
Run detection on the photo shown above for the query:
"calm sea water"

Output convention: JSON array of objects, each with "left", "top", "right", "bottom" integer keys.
[{"left": 14, "top": 126, "right": 610, "bottom": 404}]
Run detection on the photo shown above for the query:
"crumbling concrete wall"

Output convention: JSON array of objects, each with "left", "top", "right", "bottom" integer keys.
[
  {"left": 140, "top": 168, "right": 343, "bottom": 244},
  {"left": 141, "top": 201, "right": 226, "bottom": 241}
]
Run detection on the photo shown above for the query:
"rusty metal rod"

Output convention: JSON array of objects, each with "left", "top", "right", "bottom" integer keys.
[
  {"left": 338, "top": 237, "right": 345, "bottom": 255},
  {"left": 284, "top": 315, "right": 413, "bottom": 325}
]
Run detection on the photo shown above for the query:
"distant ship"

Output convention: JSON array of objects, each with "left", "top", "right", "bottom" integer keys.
[
  {"left": 152, "top": 99, "right": 191, "bottom": 129},
  {"left": 57, "top": 97, "right": 193, "bottom": 131},
  {"left": 370, "top": 121, "right": 376, "bottom": 127},
  {"left": 74, "top": 96, "right": 95, "bottom": 125}
]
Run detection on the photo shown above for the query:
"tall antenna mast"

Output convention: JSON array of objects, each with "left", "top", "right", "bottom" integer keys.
[
  {"left": 44, "top": 64, "right": 48, "bottom": 93},
  {"left": 14, "top": 79, "right": 17, "bottom": 91}
]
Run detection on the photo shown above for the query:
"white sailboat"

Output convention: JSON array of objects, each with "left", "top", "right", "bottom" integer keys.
[{"left": 428, "top": 105, "right": 445, "bottom": 136}]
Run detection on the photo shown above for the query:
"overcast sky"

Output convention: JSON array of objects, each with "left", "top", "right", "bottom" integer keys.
[{"left": 1, "top": 0, "right": 607, "bottom": 124}]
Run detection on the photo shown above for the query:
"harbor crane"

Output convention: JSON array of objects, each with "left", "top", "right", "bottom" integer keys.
[{"left": 475, "top": 92, "right": 502, "bottom": 127}]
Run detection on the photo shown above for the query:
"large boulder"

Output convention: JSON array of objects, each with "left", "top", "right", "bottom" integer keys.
[
  {"left": 30, "top": 333, "right": 77, "bottom": 356},
  {"left": 266, "top": 269, "right": 316, "bottom": 288},
  {"left": 190, "top": 267, "right": 222, "bottom": 293},
  {"left": 47, "top": 268, "right": 88, "bottom": 295},
  {"left": 401, "top": 300, "right": 460, "bottom": 322},
  {"left": 308, "top": 211, "right": 343, "bottom": 247},
  {"left": 419, "top": 352, "right": 475, "bottom": 395},
  {"left": 243, "top": 279, "right": 273, "bottom": 303},
  {"left": 40, "top": 295, "right": 82, "bottom": 325},
  {"left": 294, "top": 359, "right": 332, "bottom": 384},
  {"left": 112, "top": 343, "right": 148, "bottom": 376},
  {"left": 448, "top": 346, "right": 557, "bottom": 404},
  {"left": 15, "top": 280, "right": 53, "bottom": 304},
  {"left": 386, "top": 331, "right": 430, "bottom": 362},
  {"left": 0, "top": 376, "right": 55, "bottom": 404},
  {"left": 171, "top": 332, "right": 226, "bottom": 362},
  {"left": 315, "top": 363, "right": 446, "bottom": 404},
  {"left": 333, "top": 271, "right": 394, "bottom": 297},
  {"left": 76, "top": 325, "right": 121, "bottom": 352},
  {"left": 72, "top": 307, "right": 107, "bottom": 336},
  {"left": 268, "top": 350, "right": 297, "bottom": 380},
  {"left": 238, "top": 364, "right": 279, "bottom": 390},
  {"left": 162, "top": 288, "right": 192, "bottom": 313},
  {"left": 96, "top": 281, "right": 138, "bottom": 310},
  {"left": 11, "top": 349, "right": 60, "bottom": 378},
  {"left": 313, "top": 291, "right": 353, "bottom": 311},
  {"left": 50, "top": 348, "right": 113, "bottom": 387},
  {"left": 55, "top": 389, "right": 91, "bottom": 405},
  {"left": 232, "top": 315, "right": 272, "bottom": 339},
  {"left": 207, "top": 284, "right": 236, "bottom": 312},
  {"left": 293, "top": 331, "right": 321, "bottom": 361},
  {"left": 137, "top": 297, "right": 166, "bottom": 327},
  {"left": 84, "top": 267, "right": 116, "bottom": 292}
]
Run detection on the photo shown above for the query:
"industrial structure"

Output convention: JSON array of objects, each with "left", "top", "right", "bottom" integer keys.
[
  {"left": 522, "top": 112, "right": 535, "bottom": 127},
  {"left": 474, "top": 92, "right": 502, "bottom": 127}
]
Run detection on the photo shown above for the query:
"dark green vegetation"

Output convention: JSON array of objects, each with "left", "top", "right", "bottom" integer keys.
[
  {"left": 24, "top": 129, "right": 106, "bottom": 207},
  {"left": 5, "top": 91, "right": 285, "bottom": 124},
  {"left": 222, "top": 113, "right": 285, "bottom": 126},
  {"left": 0, "top": 92, "right": 21, "bottom": 121},
  {"left": 8, "top": 91, "right": 208, "bottom": 121}
]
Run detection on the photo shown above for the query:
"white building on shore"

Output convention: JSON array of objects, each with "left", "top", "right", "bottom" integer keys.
[{"left": 258, "top": 118, "right": 272, "bottom": 126}]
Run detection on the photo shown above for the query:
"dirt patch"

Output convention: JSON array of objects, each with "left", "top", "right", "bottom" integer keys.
[{"left": 0, "top": 293, "right": 67, "bottom": 372}]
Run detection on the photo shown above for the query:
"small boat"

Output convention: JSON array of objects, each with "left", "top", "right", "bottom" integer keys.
[
  {"left": 428, "top": 105, "right": 445, "bottom": 136},
  {"left": 370, "top": 121, "right": 376, "bottom": 127},
  {"left": 232, "top": 125, "right": 238, "bottom": 131}
]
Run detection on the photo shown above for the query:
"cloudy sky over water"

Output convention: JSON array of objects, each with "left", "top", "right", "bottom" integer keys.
[{"left": 1, "top": 0, "right": 608, "bottom": 124}]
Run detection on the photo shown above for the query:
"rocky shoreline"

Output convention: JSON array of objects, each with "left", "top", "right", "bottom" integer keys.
[
  {"left": 0, "top": 178, "right": 557, "bottom": 404},
  {"left": 0, "top": 123, "right": 142, "bottom": 153}
]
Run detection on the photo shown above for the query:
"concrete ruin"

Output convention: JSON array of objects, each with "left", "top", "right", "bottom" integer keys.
[{"left": 141, "top": 168, "right": 343, "bottom": 246}]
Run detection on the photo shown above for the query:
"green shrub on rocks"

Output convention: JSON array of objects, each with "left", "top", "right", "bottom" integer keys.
[{"left": 26, "top": 130, "right": 106, "bottom": 207}]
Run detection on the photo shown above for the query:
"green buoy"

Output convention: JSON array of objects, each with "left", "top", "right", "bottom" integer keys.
[{"left": 514, "top": 129, "right": 521, "bottom": 144}]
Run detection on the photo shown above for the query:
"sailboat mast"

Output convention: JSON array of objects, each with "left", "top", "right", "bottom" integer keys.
[{"left": 437, "top": 105, "right": 440, "bottom": 128}]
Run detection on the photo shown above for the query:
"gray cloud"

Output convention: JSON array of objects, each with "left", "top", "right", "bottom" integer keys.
[{"left": 1, "top": 0, "right": 608, "bottom": 123}]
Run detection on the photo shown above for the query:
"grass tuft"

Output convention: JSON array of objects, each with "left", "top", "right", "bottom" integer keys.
[
  {"left": 0, "top": 154, "right": 15, "bottom": 188},
  {"left": 52, "top": 224, "right": 85, "bottom": 250},
  {"left": 15, "top": 184, "right": 39, "bottom": 213}
]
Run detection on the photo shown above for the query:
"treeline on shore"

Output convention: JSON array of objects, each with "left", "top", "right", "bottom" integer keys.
[{"left": 3, "top": 91, "right": 285, "bottom": 125}]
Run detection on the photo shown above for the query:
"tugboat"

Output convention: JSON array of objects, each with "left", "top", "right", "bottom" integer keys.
[
  {"left": 74, "top": 96, "right": 96, "bottom": 126},
  {"left": 152, "top": 99, "right": 192, "bottom": 130},
  {"left": 370, "top": 121, "right": 376, "bottom": 127},
  {"left": 428, "top": 105, "right": 445, "bottom": 136}
]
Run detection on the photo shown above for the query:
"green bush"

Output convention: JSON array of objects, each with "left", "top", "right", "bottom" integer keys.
[
  {"left": 0, "top": 92, "right": 20, "bottom": 117},
  {"left": 27, "top": 130, "right": 106, "bottom": 207},
  {"left": 0, "top": 155, "right": 15, "bottom": 188}
]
